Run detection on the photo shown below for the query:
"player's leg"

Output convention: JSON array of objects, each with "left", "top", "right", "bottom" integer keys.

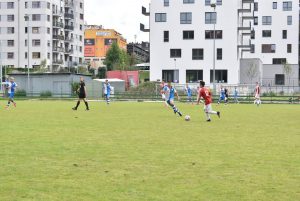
[
  {"left": 106, "top": 94, "right": 110, "bottom": 104},
  {"left": 206, "top": 104, "right": 220, "bottom": 120},
  {"left": 72, "top": 98, "right": 81, "bottom": 110},
  {"left": 83, "top": 98, "right": 89, "bottom": 110},
  {"left": 170, "top": 100, "right": 182, "bottom": 116}
]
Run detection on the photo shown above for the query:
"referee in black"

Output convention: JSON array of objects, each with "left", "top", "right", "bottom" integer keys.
[{"left": 72, "top": 77, "right": 90, "bottom": 111}]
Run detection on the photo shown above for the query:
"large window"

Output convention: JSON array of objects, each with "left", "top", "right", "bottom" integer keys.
[
  {"left": 162, "top": 70, "right": 179, "bottom": 83},
  {"left": 7, "top": 40, "right": 14, "bottom": 47},
  {"left": 180, "top": 12, "right": 192, "bottom": 24},
  {"left": 186, "top": 70, "right": 203, "bottom": 83},
  {"left": 32, "top": 27, "right": 40, "bottom": 34},
  {"left": 32, "top": 39, "right": 41, "bottom": 46},
  {"left": 205, "top": 12, "right": 216, "bottom": 24},
  {"left": 262, "top": 44, "right": 276, "bottom": 53},
  {"left": 282, "top": 30, "right": 287, "bottom": 39},
  {"left": 164, "top": 0, "right": 169, "bottom": 6},
  {"left": 287, "top": 16, "right": 292, "bottom": 25},
  {"left": 7, "top": 27, "right": 14, "bottom": 34},
  {"left": 216, "top": 0, "right": 222, "bottom": 5},
  {"left": 183, "top": 31, "right": 194, "bottom": 39},
  {"left": 7, "top": 2, "right": 14, "bottom": 9},
  {"left": 183, "top": 0, "right": 194, "bottom": 4},
  {"left": 254, "top": 2, "right": 258, "bottom": 11},
  {"left": 273, "top": 2, "right": 277, "bottom": 9},
  {"left": 170, "top": 49, "right": 181, "bottom": 58},
  {"left": 7, "top": 52, "right": 14, "bottom": 59},
  {"left": 210, "top": 70, "right": 228, "bottom": 83},
  {"left": 205, "top": 0, "right": 211, "bottom": 6},
  {"left": 262, "top": 16, "right": 272, "bottom": 25},
  {"left": 262, "top": 30, "right": 272, "bottom": 37},
  {"left": 155, "top": 13, "right": 167, "bottom": 22},
  {"left": 32, "top": 1, "right": 41, "bottom": 8},
  {"left": 32, "top": 52, "right": 41, "bottom": 59},
  {"left": 7, "top": 15, "right": 14, "bottom": 22},
  {"left": 283, "top": 1, "right": 292, "bottom": 11},
  {"left": 192, "top": 49, "right": 203, "bottom": 60},
  {"left": 217, "top": 48, "right": 222, "bottom": 60},
  {"left": 205, "top": 30, "right": 223, "bottom": 39},
  {"left": 275, "top": 74, "right": 285, "bottom": 85},
  {"left": 164, "top": 31, "right": 169, "bottom": 42},
  {"left": 32, "top": 14, "right": 41, "bottom": 21}
]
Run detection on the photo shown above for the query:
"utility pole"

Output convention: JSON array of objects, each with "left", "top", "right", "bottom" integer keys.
[{"left": 211, "top": 3, "right": 217, "bottom": 94}]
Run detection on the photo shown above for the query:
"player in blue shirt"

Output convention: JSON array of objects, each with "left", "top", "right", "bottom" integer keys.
[
  {"left": 5, "top": 77, "right": 17, "bottom": 109},
  {"left": 103, "top": 79, "right": 111, "bottom": 105},
  {"left": 162, "top": 82, "right": 183, "bottom": 117},
  {"left": 218, "top": 86, "right": 226, "bottom": 104},
  {"left": 185, "top": 83, "right": 192, "bottom": 103}
]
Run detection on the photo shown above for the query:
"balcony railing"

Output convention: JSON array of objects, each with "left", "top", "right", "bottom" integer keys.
[
  {"left": 53, "top": 34, "right": 64, "bottom": 40},
  {"left": 52, "top": 10, "right": 63, "bottom": 16},
  {"left": 52, "top": 59, "right": 64, "bottom": 64},
  {"left": 53, "top": 22, "right": 64, "bottom": 28},
  {"left": 64, "top": 13, "right": 74, "bottom": 19},
  {"left": 65, "top": 1, "right": 74, "bottom": 7},
  {"left": 53, "top": 47, "right": 65, "bottom": 52},
  {"left": 65, "top": 48, "right": 74, "bottom": 54},
  {"left": 65, "top": 37, "right": 74, "bottom": 42},
  {"left": 64, "top": 25, "right": 74, "bottom": 30}
]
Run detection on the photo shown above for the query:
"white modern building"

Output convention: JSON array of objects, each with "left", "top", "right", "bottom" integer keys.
[
  {"left": 0, "top": 0, "right": 84, "bottom": 71},
  {"left": 142, "top": 0, "right": 299, "bottom": 86}
]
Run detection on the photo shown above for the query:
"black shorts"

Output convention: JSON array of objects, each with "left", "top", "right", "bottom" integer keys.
[{"left": 78, "top": 93, "right": 86, "bottom": 99}]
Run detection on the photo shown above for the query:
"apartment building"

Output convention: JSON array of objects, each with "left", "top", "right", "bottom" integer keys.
[
  {"left": 142, "top": 0, "right": 299, "bottom": 86},
  {"left": 0, "top": 0, "right": 84, "bottom": 71}
]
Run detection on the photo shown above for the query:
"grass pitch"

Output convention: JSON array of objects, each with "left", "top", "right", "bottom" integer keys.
[{"left": 0, "top": 100, "right": 299, "bottom": 201}]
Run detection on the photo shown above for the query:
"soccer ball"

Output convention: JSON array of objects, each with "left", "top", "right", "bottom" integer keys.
[{"left": 185, "top": 115, "right": 191, "bottom": 121}]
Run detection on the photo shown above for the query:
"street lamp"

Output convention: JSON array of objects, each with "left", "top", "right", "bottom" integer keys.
[
  {"left": 211, "top": 3, "right": 216, "bottom": 93},
  {"left": 24, "top": 14, "right": 30, "bottom": 95},
  {"left": 174, "top": 58, "right": 177, "bottom": 83}
]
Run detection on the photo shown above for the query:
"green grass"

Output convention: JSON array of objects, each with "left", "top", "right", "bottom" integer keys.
[{"left": 0, "top": 101, "right": 299, "bottom": 201}]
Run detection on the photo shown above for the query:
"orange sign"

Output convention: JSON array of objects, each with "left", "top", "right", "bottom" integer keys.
[{"left": 84, "top": 46, "right": 95, "bottom": 57}]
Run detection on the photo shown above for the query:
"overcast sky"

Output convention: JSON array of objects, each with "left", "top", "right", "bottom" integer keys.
[{"left": 85, "top": 0, "right": 150, "bottom": 43}]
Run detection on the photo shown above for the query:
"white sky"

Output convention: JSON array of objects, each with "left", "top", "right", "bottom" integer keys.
[{"left": 85, "top": 0, "right": 150, "bottom": 43}]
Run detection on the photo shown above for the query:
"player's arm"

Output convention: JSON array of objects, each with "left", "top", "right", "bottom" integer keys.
[{"left": 196, "top": 92, "right": 202, "bottom": 105}]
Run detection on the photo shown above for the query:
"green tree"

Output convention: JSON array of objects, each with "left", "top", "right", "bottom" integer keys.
[{"left": 104, "top": 42, "right": 121, "bottom": 71}]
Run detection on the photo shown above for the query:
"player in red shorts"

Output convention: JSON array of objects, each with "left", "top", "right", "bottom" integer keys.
[
  {"left": 197, "top": 80, "right": 220, "bottom": 122},
  {"left": 254, "top": 82, "right": 261, "bottom": 106}
]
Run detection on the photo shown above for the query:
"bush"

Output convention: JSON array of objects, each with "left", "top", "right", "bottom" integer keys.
[
  {"left": 40, "top": 91, "right": 52, "bottom": 97},
  {"left": 279, "top": 91, "right": 284, "bottom": 96},
  {"left": 71, "top": 82, "right": 79, "bottom": 96},
  {"left": 263, "top": 91, "right": 276, "bottom": 97},
  {"left": 15, "top": 89, "right": 27, "bottom": 97}
]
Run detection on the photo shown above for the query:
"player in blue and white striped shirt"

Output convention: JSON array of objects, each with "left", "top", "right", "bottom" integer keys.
[
  {"left": 103, "top": 79, "right": 111, "bottom": 105},
  {"left": 162, "top": 82, "right": 183, "bottom": 117},
  {"left": 5, "top": 77, "right": 17, "bottom": 109},
  {"left": 185, "top": 83, "right": 192, "bottom": 103}
]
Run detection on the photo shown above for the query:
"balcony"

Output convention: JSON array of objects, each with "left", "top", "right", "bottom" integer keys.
[
  {"left": 65, "top": 48, "right": 74, "bottom": 54},
  {"left": 65, "top": 1, "right": 74, "bottom": 7},
  {"left": 52, "top": 59, "right": 64, "bottom": 65},
  {"left": 64, "top": 13, "right": 74, "bottom": 19},
  {"left": 53, "top": 10, "right": 63, "bottom": 16},
  {"left": 64, "top": 25, "right": 74, "bottom": 31},
  {"left": 53, "top": 22, "right": 64, "bottom": 28},
  {"left": 65, "top": 37, "right": 74, "bottom": 42},
  {"left": 53, "top": 34, "right": 64, "bottom": 40},
  {"left": 53, "top": 47, "right": 64, "bottom": 52}
]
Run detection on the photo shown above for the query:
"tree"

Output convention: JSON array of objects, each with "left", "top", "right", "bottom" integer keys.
[
  {"left": 283, "top": 61, "right": 293, "bottom": 85},
  {"left": 246, "top": 63, "right": 259, "bottom": 85},
  {"left": 104, "top": 42, "right": 121, "bottom": 71}
]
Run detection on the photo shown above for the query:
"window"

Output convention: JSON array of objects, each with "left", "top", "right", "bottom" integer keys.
[
  {"left": 283, "top": 1, "right": 292, "bottom": 11},
  {"left": 32, "top": 52, "right": 41, "bottom": 59},
  {"left": 216, "top": 0, "right": 222, "bottom": 5},
  {"left": 164, "top": 31, "right": 169, "bottom": 42},
  {"left": 273, "top": 58, "right": 286, "bottom": 64},
  {"left": 7, "top": 27, "right": 14, "bottom": 34},
  {"left": 47, "top": 15, "right": 50, "bottom": 21},
  {"left": 273, "top": 2, "right": 277, "bottom": 9},
  {"left": 262, "top": 30, "right": 272, "bottom": 37},
  {"left": 186, "top": 70, "right": 203, "bottom": 83},
  {"left": 282, "top": 30, "right": 287, "bottom": 39},
  {"left": 183, "top": 0, "right": 194, "bottom": 4},
  {"left": 287, "top": 16, "right": 292, "bottom": 25},
  {"left": 170, "top": 49, "right": 181, "bottom": 58},
  {"left": 287, "top": 44, "right": 292, "bottom": 53},
  {"left": 162, "top": 70, "right": 179, "bottom": 83},
  {"left": 47, "top": 52, "right": 50, "bottom": 59},
  {"left": 254, "top": 17, "right": 258, "bottom": 25},
  {"left": 205, "top": 12, "right": 216, "bottom": 24},
  {"left": 251, "top": 30, "right": 255, "bottom": 39},
  {"left": 183, "top": 31, "right": 194, "bottom": 39},
  {"left": 7, "top": 52, "right": 14, "bottom": 59},
  {"left": 180, "top": 12, "right": 192, "bottom": 24},
  {"left": 47, "top": 2, "right": 50, "bottom": 9},
  {"left": 80, "top": 14, "right": 84, "bottom": 20},
  {"left": 210, "top": 70, "right": 227, "bottom": 83},
  {"left": 32, "top": 14, "right": 41, "bottom": 21},
  {"left": 164, "top": 0, "right": 169, "bottom": 6},
  {"left": 25, "top": 52, "right": 28, "bottom": 59},
  {"left": 47, "top": 27, "right": 50, "bottom": 34},
  {"left": 32, "top": 39, "right": 41, "bottom": 46},
  {"left": 7, "top": 40, "right": 14, "bottom": 47},
  {"left": 155, "top": 13, "right": 167, "bottom": 22},
  {"left": 192, "top": 49, "right": 203, "bottom": 60},
  {"left": 205, "top": 30, "right": 223, "bottom": 39},
  {"left": 262, "top": 44, "right": 276, "bottom": 53},
  {"left": 217, "top": 48, "right": 222, "bottom": 60},
  {"left": 254, "top": 2, "right": 258, "bottom": 11},
  {"left": 32, "top": 1, "right": 41, "bottom": 8},
  {"left": 25, "top": 2, "right": 28, "bottom": 8},
  {"left": 25, "top": 39, "right": 28, "bottom": 46},
  {"left": 7, "top": 15, "right": 14, "bottom": 22},
  {"left": 80, "top": 24, "right": 82, "bottom": 30},
  {"left": 251, "top": 44, "right": 255, "bottom": 53},
  {"left": 275, "top": 74, "right": 285, "bottom": 85},
  {"left": 32, "top": 27, "right": 40, "bottom": 34},
  {"left": 262, "top": 16, "right": 272, "bottom": 25},
  {"left": 7, "top": 2, "right": 14, "bottom": 9},
  {"left": 205, "top": 0, "right": 211, "bottom": 6}
]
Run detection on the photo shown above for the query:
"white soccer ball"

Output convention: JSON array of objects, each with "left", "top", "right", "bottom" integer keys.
[{"left": 185, "top": 115, "right": 191, "bottom": 121}]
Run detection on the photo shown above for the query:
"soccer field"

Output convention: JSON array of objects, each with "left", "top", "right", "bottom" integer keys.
[{"left": 0, "top": 101, "right": 299, "bottom": 201}]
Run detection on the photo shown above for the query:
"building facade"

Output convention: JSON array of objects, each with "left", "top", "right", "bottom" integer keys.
[
  {"left": 84, "top": 25, "right": 127, "bottom": 69},
  {"left": 127, "top": 42, "right": 150, "bottom": 64},
  {"left": 0, "top": 0, "right": 84, "bottom": 71},
  {"left": 145, "top": 0, "right": 299, "bottom": 86}
]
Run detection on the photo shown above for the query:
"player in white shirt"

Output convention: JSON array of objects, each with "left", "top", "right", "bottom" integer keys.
[{"left": 254, "top": 82, "right": 261, "bottom": 106}]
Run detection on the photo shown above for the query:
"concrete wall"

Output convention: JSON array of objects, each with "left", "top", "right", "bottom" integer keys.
[
  {"left": 240, "top": 58, "right": 263, "bottom": 84},
  {"left": 262, "top": 64, "right": 299, "bottom": 86}
]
